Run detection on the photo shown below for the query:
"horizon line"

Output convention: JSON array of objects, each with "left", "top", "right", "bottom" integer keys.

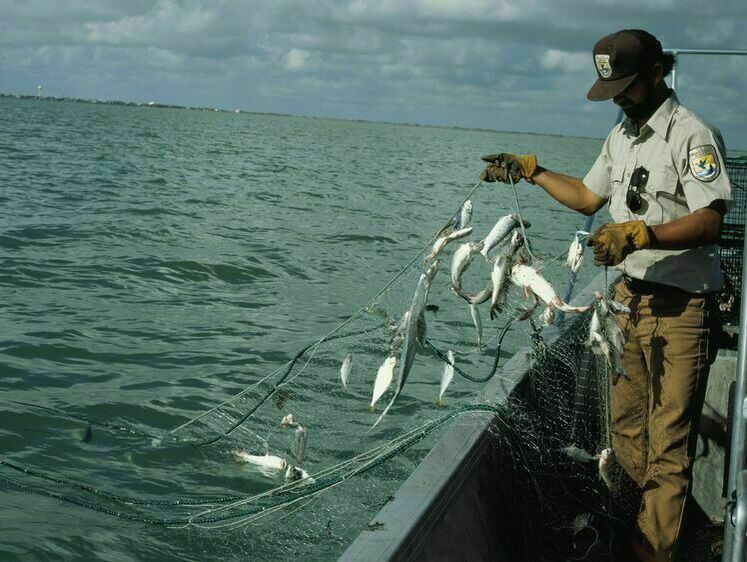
[{"left": 0, "top": 91, "right": 605, "bottom": 143}]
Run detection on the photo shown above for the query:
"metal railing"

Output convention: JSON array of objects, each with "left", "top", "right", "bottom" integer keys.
[
  {"left": 664, "top": 49, "right": 747, "bottom": 91},
  {"left": 724, "top": 221, "right": 747, "bottom": 561}
]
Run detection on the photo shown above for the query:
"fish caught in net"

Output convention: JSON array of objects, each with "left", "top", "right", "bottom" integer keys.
[{"left": 1, "top": 178, "right": 642, "bottom": 561}]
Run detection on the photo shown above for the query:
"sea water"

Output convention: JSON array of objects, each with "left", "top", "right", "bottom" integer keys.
[{"left": 0, "top": 96, "right": 610, "bottom": 561}]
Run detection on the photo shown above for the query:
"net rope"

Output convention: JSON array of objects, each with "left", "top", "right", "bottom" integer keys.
[{"left": 1, "top": 174, "right": 632, "bottom": 561}]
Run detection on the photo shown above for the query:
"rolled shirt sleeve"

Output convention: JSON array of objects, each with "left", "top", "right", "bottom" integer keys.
[
  {"left": 676, "top": 124, "right": 733, "bottom": 212},
  {"left": 583, "top": 129, "right": 616, "bottom": 200}
]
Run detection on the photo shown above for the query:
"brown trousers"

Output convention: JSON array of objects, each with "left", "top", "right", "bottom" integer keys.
[{"left": 611, "top": 278, "right": 720, "bottom": 562}]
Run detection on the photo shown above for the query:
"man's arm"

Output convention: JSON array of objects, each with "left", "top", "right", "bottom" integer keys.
[
  {"left": 648, "top": 201, "right": 726, "bottom": 250},
  {"left": 480, "top": 152, "right": 607, "bottom": 215},
  {"left": 531, "top": 167, "right": 608, "bottom": 216}
]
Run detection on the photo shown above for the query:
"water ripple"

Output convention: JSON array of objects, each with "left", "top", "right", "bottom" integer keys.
[{"left": 0, "top": 96, "right": 608, "bottom": 561}]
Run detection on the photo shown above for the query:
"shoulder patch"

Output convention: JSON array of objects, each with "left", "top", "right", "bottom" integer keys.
[{"left": 688, "top": 144, "right": 720, "bottom": 182}]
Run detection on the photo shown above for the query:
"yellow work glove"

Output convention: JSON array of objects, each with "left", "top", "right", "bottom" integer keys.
[
  {"left": 587, "top": 221, "right": 651, "bottom": 266},
  {"left": 480, "top": 153, "right": 538, "bottom": 184}
]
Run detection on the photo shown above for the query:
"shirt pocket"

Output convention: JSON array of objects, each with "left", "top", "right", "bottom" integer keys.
[
  {"left": 611, "top": 160, "right": 626, "bottom": 185},
  {"left": 608, "top": 160, "right": 628, "bottom": 221},
  {"left": 651, "top": 165, "right": 689, "bottom": 223}
]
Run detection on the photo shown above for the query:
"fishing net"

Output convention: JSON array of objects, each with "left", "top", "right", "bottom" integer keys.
[{"left": 1, "top": 175, "right": 637, "bottom": 561}]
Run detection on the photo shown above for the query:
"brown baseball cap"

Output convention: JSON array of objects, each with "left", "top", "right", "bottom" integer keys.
[{"left": 587, "top": 29, "right": 663, "bottom": 101}]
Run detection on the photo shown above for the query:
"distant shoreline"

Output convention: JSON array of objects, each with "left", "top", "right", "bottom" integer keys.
[
  {"left": 0, "top": 92, "right": 603, "bottom": 143},
  {"left": 4, "top": 92, "right": 746, "bottom": 154}
]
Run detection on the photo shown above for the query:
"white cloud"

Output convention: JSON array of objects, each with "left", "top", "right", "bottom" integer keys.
[
  {"left": 541, "top": 49, "right": 589, "bottom": 73},
  {"left": 0, "top": 0, "right": 746, "bottom": 146},
  {"left": 283, "top": 48, "right": 311, "bottom": 71},
  {"left": 80, "top": 2, "right": 215, "bottom": 45},
  {"left": 412, "top": 0, "right": 524, "bottom": 21}
]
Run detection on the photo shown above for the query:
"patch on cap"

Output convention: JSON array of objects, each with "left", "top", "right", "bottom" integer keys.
[
  {"left": 595, "top": 54, "right": 612, "bottom": 78},
  {"left": 688, "top": 145, "right": 720, "bottom": 182}
]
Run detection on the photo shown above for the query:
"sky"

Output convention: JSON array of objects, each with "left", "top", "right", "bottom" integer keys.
[{"left": 2, "top": 0, "right": 747, "bottom": 148}]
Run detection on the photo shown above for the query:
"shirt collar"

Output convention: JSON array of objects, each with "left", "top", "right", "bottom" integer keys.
[
  {"left": 645, "top": 90, "right": 679, "bottom": 139},
  {"left": 621, "top": 90, "right": 679, "bottom": 140}
]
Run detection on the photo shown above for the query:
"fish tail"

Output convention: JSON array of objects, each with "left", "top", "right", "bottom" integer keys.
[
  {"left": 367, "top": 392, "right": 398, "bottom": 433},
  {"left": 555, "top": 302, "right": 590, "bottom": 313},
  {"left": 368, "top": 404, "right": 375, "bottom": 413},
  {"left": 435, "top": 398, "right": 443, "bottom": 408}
]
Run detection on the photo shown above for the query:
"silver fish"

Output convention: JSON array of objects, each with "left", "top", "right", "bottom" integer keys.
[
  {"left": 566, "top": 231, "right": 587, "bottom": 273},
  {"left": 588, "top": 292, "right": 627, "bottom": 376},
  {"left": 489, "top": 255, "right": 510, "bottom": 315},
  {"left": 606, "top": 321, "right": 625, "bottom": 375},
  {"left": 291, "top": 424, "right": 308, "bottom": 466},
  {"left": 234, "top": 449, "right": 287, "bottom": 478},
  {"left": 507, "top": 229, "right": 524, "bottom": 249},
  {"left": 587, "top": 308, "right": 603, "bottom": 347},
  {"left": 451, "top": 240, "right": 484, "bottom": 293},
  {"left": 426, "top": 227, "right": 473, "bottom": 260},
  {"left": 458, "top": 200, "right": 473, "bottom": 229},
  {"left": 436, "top": 350, "right": 455, "bottom": 407},
  {"left": 340, "top": 354, "right": 352, "bottom": 391},
  {"left": 480, "top": 214, "right": 523, "bottom": 259},
  {"left": 608, "top": 299, "right": 632, "bottom": 315},
  {"left": 370, "top": 355, "right": 396, "bottom": 412},
  {"left": 400, "top": 261, "right": 440, "bottom": 378},
  {"left": 489, "top": 231, "right": 523, "bottom": 319},
  {"left": 598, "top": 448, "right": 617, "bottom": 491},
  {"left": 570, "top": 512, "right": 593, "bottom": 534},
  {"left": 284, "top": 465, "right": 314, "bottom": 483},
  {"left": 566, "top": 237, "right": 584, "bottom": 273},
  {"left": 469, "top": 303, "right": 483, "bottom": 351},
  {"left": 560, "top": 445, "right": 597, "bottom": 463},
  {"left": 510, "top": 263, "right": 590, "bottom": 313},
  {"left": 388, "top": 310, "right": 410, "bottom": 356},
  {"left": 372, "top": 261, "right": 440, "bottom": 428}
]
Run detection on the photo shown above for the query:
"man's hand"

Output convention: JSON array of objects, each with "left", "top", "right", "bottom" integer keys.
[
  {"left": 587, "top": 221, "right": 651, "bottom": 266},
  {"left": 480, "top": 153, "right": 538, "bottom": 184}
]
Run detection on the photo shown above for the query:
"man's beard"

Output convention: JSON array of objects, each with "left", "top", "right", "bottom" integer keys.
[
  {"left": 622, "top": 99, "right": 659, "bottom": 120},
  {"left": 621, "top": 83, "right": 669, "bottom": 121}
]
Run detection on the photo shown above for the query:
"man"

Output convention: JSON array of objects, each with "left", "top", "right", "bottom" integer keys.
[{"left": 481, "top": 29, "right": 732, "bottom": 561}]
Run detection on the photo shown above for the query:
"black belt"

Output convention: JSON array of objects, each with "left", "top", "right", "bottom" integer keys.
[{"left": 622, "top": 275, "right": 691, "bottom": 295}]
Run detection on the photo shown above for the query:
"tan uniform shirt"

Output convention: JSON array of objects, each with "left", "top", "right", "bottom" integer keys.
[{"left": 584, "top": 92, "right": 732, "bottom": 293}]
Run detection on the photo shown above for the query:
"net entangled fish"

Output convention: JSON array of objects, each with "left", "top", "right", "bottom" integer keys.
[
  {"left": 340, "top": 354, "right": 352, "bottom": 392},
  {"left": 436, "top": 350, "right": 455, "bottom": 407},
  {"left": 371, "top": 261, "right": 440, "bottom": 429},
  {"left": 511, "top": 263, "right": 590, "bottom": 314}
]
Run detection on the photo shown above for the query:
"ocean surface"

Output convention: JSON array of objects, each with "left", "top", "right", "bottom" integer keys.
[{"left": 0, "top": 96, "right": 612, "bottom": 561}]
